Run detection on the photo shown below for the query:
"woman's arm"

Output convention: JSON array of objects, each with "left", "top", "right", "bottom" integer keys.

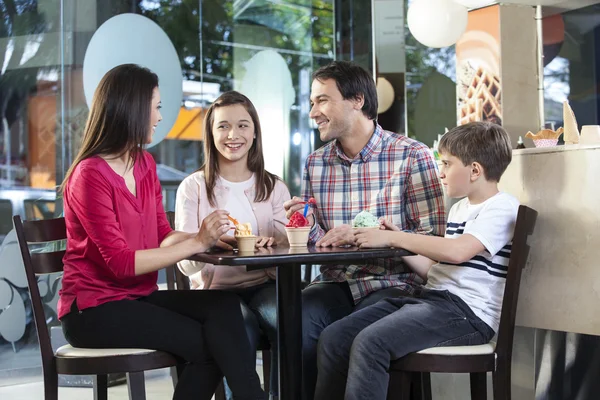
[
  {"left": 134, "top": 210, "right": 231, "bottom": 275},
  {"left": 68, "top": 166, "right": 230, "bottom": 277},
  {"left": 160, "top": 230, "right": 194, "bottom": 247}
]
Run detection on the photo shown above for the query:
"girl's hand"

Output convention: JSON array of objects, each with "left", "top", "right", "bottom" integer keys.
[
  {"left": 195, "top": 210, "right": 231, "bottom": 250},
  {"left": 255, "top": 236, "right": 276, "bottom": 248}
]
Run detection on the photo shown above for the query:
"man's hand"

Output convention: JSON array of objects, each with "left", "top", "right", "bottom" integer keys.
[
  {"left": 355, "top": 228, "right": 395, "bottom": 248},
  {"left": 195, "top": 210, "right": 231, "bottom": 250},
  {"left": 316, "top": 225, "right": 355, "bottom": 247},
  {"left": 283, "top": 196, "right": 315, "bottom": 227}
]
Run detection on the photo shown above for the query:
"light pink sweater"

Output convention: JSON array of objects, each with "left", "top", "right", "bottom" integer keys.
[{"left": 175, "top": 171, "right": 291, "bottom": 289}]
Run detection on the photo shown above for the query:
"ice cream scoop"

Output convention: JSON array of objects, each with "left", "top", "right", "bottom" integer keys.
[
  {"left": 234, "top": 222, "right": 253, "bottom": 236},
  {"left": 287, "top": 212, "right": 310, "bottom": 228},
  {"left": 353, "top": 211, "right": 380, "bottom": 228}
]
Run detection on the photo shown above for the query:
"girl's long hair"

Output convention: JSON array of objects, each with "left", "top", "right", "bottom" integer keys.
[
  {"left": 60, "top": 64, "right": 158, "bottom": 192},
  {"left": 202, "top": 91, "right": 278, "bottom": 206}
]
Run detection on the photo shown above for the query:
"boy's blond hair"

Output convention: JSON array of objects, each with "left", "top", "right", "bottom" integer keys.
[{"left": 439, "top": 121, "right": 512, "bottom": 182}]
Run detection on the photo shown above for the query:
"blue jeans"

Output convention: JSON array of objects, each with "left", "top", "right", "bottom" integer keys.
[
  {"left": 314, "top": 289, "right": 495, "bottom": 400},
  {"left": 224, "top": 281, "right": 277, "bottom": 399},
  {"left": 301, "top": 283, "right": 411, "bottom": 400}
]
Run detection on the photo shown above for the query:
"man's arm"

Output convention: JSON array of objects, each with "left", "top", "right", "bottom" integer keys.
[{"left": 403, "top": 146, "right": 446, "bottom": 236}]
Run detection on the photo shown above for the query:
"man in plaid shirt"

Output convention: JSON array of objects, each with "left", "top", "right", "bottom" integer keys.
[{"left": 284, "top": 61, "right": 445, "bottom": 400}]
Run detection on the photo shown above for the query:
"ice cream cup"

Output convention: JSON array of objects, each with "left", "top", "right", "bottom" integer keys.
[
  {"left": 235, "top": 235, "right": 257, "bottom": 252},
  {"left": 285, "top": 227, "right": 311, "bottom": 247}
]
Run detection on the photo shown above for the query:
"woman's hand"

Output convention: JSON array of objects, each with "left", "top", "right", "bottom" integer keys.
[
  {"left": 195, "top": 210, "right": 231, "bottom": 250},
  {"left": 215, "top": 234, "right": 237, "bottom": 251},
  {"left": 255, "top": 236, "right": 276, "bottom": 248}
]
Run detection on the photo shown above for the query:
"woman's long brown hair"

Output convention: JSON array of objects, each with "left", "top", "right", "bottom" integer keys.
[
  {"left": 202, "top": 91, "right": 278, "bottom": 207},
  {"left": 59, "top": 64, "right": 158, "bottom": 192}
]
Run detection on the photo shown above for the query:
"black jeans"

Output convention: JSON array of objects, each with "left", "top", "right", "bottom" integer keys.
[
  {"left": 224, "top": 281, "right": 278, "bottom": 398},
  {"left": 314, "top": 289, "right": 495, "bottom": 400},
  {"left": 301, "top": 283, "right": 410, "bottom": 400},
  {"left": 61, "top": 290, "right": 266, "bottom": 400}
]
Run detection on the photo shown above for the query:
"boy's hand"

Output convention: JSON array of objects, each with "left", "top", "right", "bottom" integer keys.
[
  {"left": 379, "top": 217, "right": 400, "bottom": 231},
  {"left": 355, "top": 228, "right": 394, "bottom": 248},
  {"left": 316, "top": 225, "right": 354, "bottom": 247}
]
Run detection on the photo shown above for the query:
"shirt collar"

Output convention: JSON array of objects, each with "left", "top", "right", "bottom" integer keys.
[{"left": 334, "top": 122, "right": 384, "bottom": 163}]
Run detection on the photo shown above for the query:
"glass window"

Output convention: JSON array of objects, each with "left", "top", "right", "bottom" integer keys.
[
  {"left": 0, "top": 0, "right": 335, "bottom": 385},
  {"left": 0, "top": 200, "right": 13, "bottom": 240},
  {"left": 543, "top": 6, "right": 599, "bottom": 131}
]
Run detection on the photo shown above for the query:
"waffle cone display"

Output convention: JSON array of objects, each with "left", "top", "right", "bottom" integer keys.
[{"left": 459, "top": 66, "right": 502, "bottom": 126}]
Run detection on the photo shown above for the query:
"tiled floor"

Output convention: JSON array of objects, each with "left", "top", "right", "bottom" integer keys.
[
  {"left": 0, "top": 369, "right": 174, "bottom": 400},
  {"left": 0, "top": 365, "right": 266, "bottom": 400}
]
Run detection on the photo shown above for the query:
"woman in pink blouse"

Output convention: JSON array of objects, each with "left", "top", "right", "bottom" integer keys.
[
  {"left": 58, "top": 64, "right": 266, "bottom": 400},
  {"left": 175, "top": 91, "right": 291, "bottom": 398}
]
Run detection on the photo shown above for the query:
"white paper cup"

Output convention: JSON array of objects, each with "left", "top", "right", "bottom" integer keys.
[
  {"left": 235, "top": 235, "right": 257, "bottom": 252},
  {"left": 580, "top": 125, "right": 600, "bottom": 145},
  {"left": 285, "top": 227, "right": 311, "bottom": 247}
]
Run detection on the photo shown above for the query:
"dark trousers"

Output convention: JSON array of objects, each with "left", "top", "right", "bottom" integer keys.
[
  {"left": 301, "top": 283, "right": 412, "bottom": 400},
  {"left": 61, "top": 290, "right": 265, "bottom": 400},
  {"left": 225, "top": 281, "right": 278, "bottom": 399},
  {"left": 314, "top": 289, "right": 495, "bottom": 400}
]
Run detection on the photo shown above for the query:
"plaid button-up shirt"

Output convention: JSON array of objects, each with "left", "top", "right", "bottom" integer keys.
[{"left": 303, "top": 124, "right": 446, "bottom": 303}]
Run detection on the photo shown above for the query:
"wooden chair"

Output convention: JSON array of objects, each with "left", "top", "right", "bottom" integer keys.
[
  {"left": 387, "top": 205, "right": 538, "bottom": 400},
  {"left": 164, "top": 211, "right": 272, "bottom": 399},
  {"left": 13, "top": 215, "right": 179, "bottom": 400}
]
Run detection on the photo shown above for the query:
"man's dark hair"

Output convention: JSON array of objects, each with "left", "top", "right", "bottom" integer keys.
[{"left": 312, "top": 61, "right": 378, "bottom": 120}]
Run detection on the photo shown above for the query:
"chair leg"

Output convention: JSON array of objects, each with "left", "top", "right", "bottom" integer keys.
[
  {"left": 411, "top": 372, "right": 432, "bottom": 400},
  {"left": 492, "top": 370, "right": 511, "bottom": 400},
  {"left": 215, "top": 380, "right": 227, "bottom": 400},
  {"left": 43, "top": 372, "right": 58, "bottom": 400},
  {"left": 170, "top": 366, "right": 178, "bottom": 388},
  {"left": 127, "top": 371, "right": 147, "bottom": 400},
  {"left": 93, "top": 374, "right": 108, "bottom": 400},
  {"left": 262, "top": 349, "right": 272, "bottom": 396},
  {"left": 470, "top": 372, "right": 487, "bottom": 400},
  {"left": 387, "top": 370, "right": 412, "bottom": 400}
]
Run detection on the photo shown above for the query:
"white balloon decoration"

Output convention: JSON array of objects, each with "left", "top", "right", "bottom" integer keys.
[
  {"left": 376, "top": 77, "right": 395, "bottom": 114},
  {"left": 83, "top": 14, "right": 182, "bottom": 148},
  {"left": 407, "top": 0, "right": 468, "bottom": 48},
  {"left": 453, "top": 0, "right": 492, "bottom": 9}
]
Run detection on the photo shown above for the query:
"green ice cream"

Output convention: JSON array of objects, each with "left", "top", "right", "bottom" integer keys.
[{"left": 353, "top": 211, "right": 379, "bottom": 228}]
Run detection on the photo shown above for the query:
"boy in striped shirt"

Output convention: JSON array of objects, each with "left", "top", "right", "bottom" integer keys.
[{"left": 315, "top": 121, "right": 519, "bottom": 400}]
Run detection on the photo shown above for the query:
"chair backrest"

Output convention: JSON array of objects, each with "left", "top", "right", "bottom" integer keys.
[
  {"left": 165, "top": 211, "right": 190, "bottom": 291},
  {"left": 494, "top": 205, "right": 538, "bottom": 366},
  {"left": 12, "top": 215, "right": 66, "bottom": 369}
]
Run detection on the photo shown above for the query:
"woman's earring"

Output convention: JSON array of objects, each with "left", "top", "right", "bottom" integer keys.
[{"left": 254, "top": 135, "right": 256, "bottom": 139}]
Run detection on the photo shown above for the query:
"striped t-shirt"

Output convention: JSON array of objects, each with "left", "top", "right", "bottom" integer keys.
[{"left": 425, "top": 192, "right": 519, "bottom": 332}]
